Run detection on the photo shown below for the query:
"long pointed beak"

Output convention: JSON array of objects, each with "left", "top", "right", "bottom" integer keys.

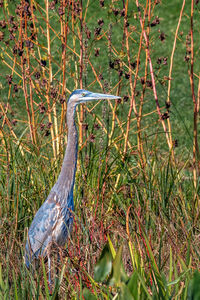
[{"left": 79, "top": 92, "right": 121, "bottom": 103}]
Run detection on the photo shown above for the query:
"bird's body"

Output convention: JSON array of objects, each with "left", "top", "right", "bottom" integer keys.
[{"left": 25, "top": 89, "right": 120, "bottom": 283}]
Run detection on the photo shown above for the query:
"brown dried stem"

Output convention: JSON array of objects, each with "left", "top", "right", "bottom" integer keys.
[
  {"left": 19, "top": 4, "right": 34, "bottom": 144},
  {"left": 189, "top": 0, "right": 199, "bottom": 204},
  {"left": 46, "top": 0, "right": 56, "bottom": 158},
  {"left": 167, "top": 0, "right": 186, "bottom": 160},
  {"left": 136, "top": 0, "right": 171, "bottom": 150}
]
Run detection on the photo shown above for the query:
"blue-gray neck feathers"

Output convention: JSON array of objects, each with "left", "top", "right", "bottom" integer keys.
[{"left": 52, "top": 100, "right": 78, "bottom": 210}]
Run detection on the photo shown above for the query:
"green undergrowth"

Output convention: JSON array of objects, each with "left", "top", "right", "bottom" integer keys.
[{"left": 0, "top": 132, "right": 199, "bottom": 299}]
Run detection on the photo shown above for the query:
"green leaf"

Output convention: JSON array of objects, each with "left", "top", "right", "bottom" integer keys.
[
  {"left": 12, "top": 270, "right": 18, "bottom": 300},
  {"left": 137, "top": 272, "right": 152, "bottom": 300},
  {"left": 187, "top": 271, "right": 200, "bottom": 300},
  {"left": 42, "top": 260, "right": 50, "bottom": 300},
  {"left": 107, "top": 235, "right": 116, "bottom": 259},
  {"left": 109, "top": 245, "right": 128, "bottom": 286},
  {"left": 109, "top": 245, "right": 122, "bottom": 286},
  {"left": 94, "top": 243, "right": 112, "bottom": 282},
  {"left": 118, "top": 282, "right": 134, "bottom": 300},
  {"left": 127, "top": 272, "right": 138, "bottom": 299},
  {"left": 82, "top": 288, "right": 97, "bottom": 300}
]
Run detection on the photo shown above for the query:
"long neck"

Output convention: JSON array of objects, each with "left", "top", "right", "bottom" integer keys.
[{"left": 52, "top": 102, "right": 78, "bottom": 206}]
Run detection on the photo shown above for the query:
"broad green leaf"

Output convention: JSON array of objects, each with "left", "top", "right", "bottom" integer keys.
[
  {"left": 187, "top": 271, "right": 200, "bottom": 300},
  {"left": 109, "top": 245, "right": 128, "bottom": 286},
  {"left": 127, "top": 272, "right": 138, "bottom": 299},
  {"left": 109, "top": 245, "right": 122, "bottom": 286},
  {"left": 94, "top": 243, "right": 112, "bottom": 282},
  {"left": 118, "top": 282, "right": 134, "bottom": 300}
]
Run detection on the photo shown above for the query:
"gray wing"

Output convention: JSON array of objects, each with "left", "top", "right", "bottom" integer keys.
[{"left": 25, "top": 192, "right": 60, "bottom": 268}]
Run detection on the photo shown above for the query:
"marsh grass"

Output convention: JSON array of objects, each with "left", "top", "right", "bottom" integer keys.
[{"left": 0, "top": 0, "right": 200, "bottom": 298}]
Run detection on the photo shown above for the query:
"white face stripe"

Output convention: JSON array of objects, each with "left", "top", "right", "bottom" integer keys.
[{"left": 69, "top": 94, "right": 80, "bottom": 101}]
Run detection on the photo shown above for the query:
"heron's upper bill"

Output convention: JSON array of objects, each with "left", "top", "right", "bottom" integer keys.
[{"left": 69, "top": 89, "right": 121, "bottom": 104}]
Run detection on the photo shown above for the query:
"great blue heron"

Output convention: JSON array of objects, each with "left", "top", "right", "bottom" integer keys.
[{"left": 25, "top": 89, "right": 120, "bottom": 284}]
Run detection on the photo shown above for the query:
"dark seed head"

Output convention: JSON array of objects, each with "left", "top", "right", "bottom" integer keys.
[
  {"left": 47, "top": 122, "right": 52, "bottom": 129},
  {"left": 11, "top": 119, "right": 17, "bottom": 126},
  {"left": 59, "top": 96, "right": 65, "bottom": 104},
  {"left": 49, "top": 1, "right": 56, "bottom": 10},
  {"left": 109, "top": 61, "right": 115, "bottom": 69},
  {"left": 131, "top": 61, "right": 136, "bottom": 69},
  {"left": 40, "top": 59, "right": 47, "bottom": 67},
  {"left": 40, "top": 123, "right": 45, "bottom": 131},
  {"left": 98, "top": 74, "right": 103, "bottom": 80},
  {"left": 13, "top": 84, "right": 19, "bottom": 93},
  {"left": 184, "top": 55, "right": 190, "bottom": 62},
  {"left": 18, "top": 49, "right": 23, "bottom": 56},
  {"left": 35, "top": 72, "right": 41, "bottom": 79},
  {"left": 120, "top": 9, "right": 125, "bottom": 17},
  {"left": 58, "top": 7, "right": 65, "bottom": 16},
  {"left": 146, "top": 80, "right": 152, "bottom": 88},
  {"left": 112, "top": 8, "right": 119, "bottom": 16},
  {"left": 173, "top": 139, "right": 178, "bottom": 147},
  {"left": 125, "top": 21, "right": 129, "bottom": 27},
  {"left": 163, "top": 57, "right": 168, "bottom": 65},
  {"left": 98, "top": 18, "right": 104, "bottom": 27},
  {"left": 90, "top": 134, "right": 95, "bottom": 142},
  {"left": 159, "top": 32, "right": 166, "bottom": 42},
  {"left": 41, "top": 79, "right": 47, "bottom": 86},
  {"left": 140, "top": 77, "right": 145, "bottom": 85},
  {"left": 6, "top": 75, "right": 13, "bottom": 85},
  {"left": 45, "top": 130, "right": 50, "bottom": 137},
  {"left": 94, "top": 123, "right": 100, "bottom": 130},
  {"left": 123, "top": 95, "right": 129, "bottom": 102},
  {"left": 39, "top": 103, "right": 46, "bottom": 113},
  {"left": 99, "top": 0, "right": 104, "bottom": 7},
  {"left": 50, "top": 88, "right": 57, "bottom": 99},
  {"left": 165, "top": 101, "right": 171, "bottom": 109},
  {"left": 161, "top": 112, "right": 169, "bottom": 120},
  {"left": 157, "top": 57, "right": 162, "bottom": 64},
  {"left": 94, "top": 27, "right": 101, "bottom": 36},
  {"left": 12, "top": 22, "right": 18, "bottom": 31},
  {"left": 125, "top": 73, "right": 130, "bottom": 79},
  {"left": 0, "top": 20, "right": 6, "bottom": 29},
  {"left": 82, "top": 123, "right": 88, "bottom": 130},
  {"left": 150, "top": 16, "right": 160, "bottom": 27},
  {"left": 9, "top": 16, "right": 14, "bottom": 25},
  {"left": 118, "top": 69, "right": 123, "bottom": 77},
  {"left": 94, "top": 48, "right": 100, "bottom": 57}
]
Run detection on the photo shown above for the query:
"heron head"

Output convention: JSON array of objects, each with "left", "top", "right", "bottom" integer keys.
[{"left": 68, "top": 89, "right": 121, "bottom": 105}]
